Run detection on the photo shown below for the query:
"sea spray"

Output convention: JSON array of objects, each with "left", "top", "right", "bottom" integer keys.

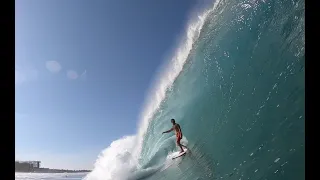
[{"left": 84, "top": 136, "right": 138, "bottom": 180}]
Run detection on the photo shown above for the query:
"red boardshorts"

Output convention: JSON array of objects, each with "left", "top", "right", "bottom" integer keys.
[{"left": 176, "top": 133, "right": 182, "bottom": 144}]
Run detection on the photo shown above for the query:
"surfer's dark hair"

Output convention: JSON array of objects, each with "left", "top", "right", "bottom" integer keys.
[{"left": 171, "top": 119, "right": 175, "bottom": 123}]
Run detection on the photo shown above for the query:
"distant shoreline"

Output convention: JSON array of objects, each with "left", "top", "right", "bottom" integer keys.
[{"left": 15, "top": 161, "right": 91, "bottom": 173}]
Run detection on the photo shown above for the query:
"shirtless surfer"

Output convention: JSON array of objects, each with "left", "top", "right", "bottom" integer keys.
[{"left": 162, "top": 119, "right": 187, "bottom": 153}]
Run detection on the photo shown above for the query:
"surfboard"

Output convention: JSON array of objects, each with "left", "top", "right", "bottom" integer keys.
[{"left": 172, "top": 148, "right": 188, "bottom": 160}]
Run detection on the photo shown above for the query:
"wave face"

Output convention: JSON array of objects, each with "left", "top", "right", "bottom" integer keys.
[{"left": 85, "top": 0, "right": 305, "bottom": 179}]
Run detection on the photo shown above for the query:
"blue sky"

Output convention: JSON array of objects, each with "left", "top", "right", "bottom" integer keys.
[{"left": 15, "top": 0, "right": 205, "bottom": 170}]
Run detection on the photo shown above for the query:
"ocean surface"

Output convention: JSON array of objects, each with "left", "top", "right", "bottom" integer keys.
[
  {"left": 83, "top": 0, "right": 305, "bottom": 179},
  {"left": 15, "top": 172, "right": 88, "bottom": 180}
]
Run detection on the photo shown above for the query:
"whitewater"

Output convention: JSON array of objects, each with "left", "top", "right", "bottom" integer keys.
[{"left": 85, "top": 0, "right": 305, "bottom": 179}]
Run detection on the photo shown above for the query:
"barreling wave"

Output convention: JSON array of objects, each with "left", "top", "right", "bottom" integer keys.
[
  {"left": 84, "top": 1, "right": 221, "bottom": 180},
  {"left": 135, "top": 0, "right": 221, "bottom": 162},
  {"left": 86, "top": 0, "right": 305, "bottom": 178}
]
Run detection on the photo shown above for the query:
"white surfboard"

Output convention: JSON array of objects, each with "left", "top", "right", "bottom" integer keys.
[{"left": 171, "top": 148, "right": 188, "bottom": 160}]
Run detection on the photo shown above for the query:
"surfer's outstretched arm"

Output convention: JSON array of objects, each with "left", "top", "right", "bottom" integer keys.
[{"left": 162, "top": 128, "right": 174, "bottom": 134}]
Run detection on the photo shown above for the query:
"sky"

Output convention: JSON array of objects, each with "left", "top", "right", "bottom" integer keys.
[{"left": 15, "top": 0, "right": 206, "bottom": 170}]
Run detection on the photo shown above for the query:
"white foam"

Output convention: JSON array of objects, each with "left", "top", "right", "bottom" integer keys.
[
  {"left": 169, "top": 148, "right": 188, "bottom": 159},
  {"left": 84, "top": 136, "right": 138, "bottom": 180}
]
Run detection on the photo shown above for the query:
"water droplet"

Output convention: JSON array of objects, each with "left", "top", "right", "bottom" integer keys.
[
  {"left": 255, "top": 169, "right": 258, "bottom": 173},
  {"left": 250, "top": 153, "right": 254, "bottom": 156},
  {"left": 274, "top": 170, "right": 279, "bottom": 173},
  {"left": 281, "top": 161, "right": 288, "bottom": 167},
  {"left": 274, "top": 158, "right": 280, "bottom": 163},
  {"left": 272, "top": 84, "right": 277, "bottom": 89},
  {"left": 277, "top": 104, "right": 280, "bottom": 107}
]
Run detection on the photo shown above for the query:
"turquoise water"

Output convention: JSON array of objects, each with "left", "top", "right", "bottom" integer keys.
[{"left": 86, "top": 0, "right": 304, "bottom": 179}]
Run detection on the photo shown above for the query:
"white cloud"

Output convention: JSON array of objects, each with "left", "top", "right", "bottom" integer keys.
[
  {"left": 67, "top": 70, "right": 79, "bottom": 80},
  {"left": 46, "top": 61, "right": 62, "bottom": 73}
]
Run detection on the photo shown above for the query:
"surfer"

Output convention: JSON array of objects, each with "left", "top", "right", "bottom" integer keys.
[{"left": 162, "top": 119, "right": 187, "bottom": 153}]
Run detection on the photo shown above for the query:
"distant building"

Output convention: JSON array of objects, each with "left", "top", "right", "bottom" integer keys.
[{"left": 15, "top": 161, "right": 41, "bottom": 172}]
